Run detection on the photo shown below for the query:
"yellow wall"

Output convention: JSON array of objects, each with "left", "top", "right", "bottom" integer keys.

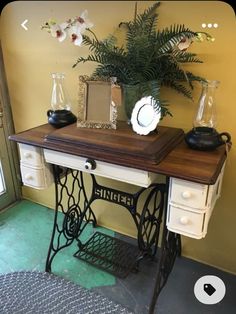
[{"left": 1, "top": 1, "right": 235, "bottom": 274}]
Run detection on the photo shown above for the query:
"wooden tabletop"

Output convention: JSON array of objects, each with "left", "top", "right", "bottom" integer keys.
[{"left": 9, "top": 122, "right": 227, "bottom": 185}]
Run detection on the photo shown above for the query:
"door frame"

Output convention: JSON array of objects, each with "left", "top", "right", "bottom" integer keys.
[{"left": 0, "top": 40, "right": 21, "bottom": 209}]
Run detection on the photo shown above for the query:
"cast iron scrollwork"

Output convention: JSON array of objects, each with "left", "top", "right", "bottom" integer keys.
[
  {"left": 148, "top": 179, "right": 181, "bottom": 314},
  {"left": 46, "top": 164, "right": 181, "bottom": 314},
  {"left": 137, "top": 184, "right": 166, "bottom": 256},
  {"left": 148, "top": 229, "right": 181, "bottom": 313},
  {"left": 45, "top": 165, "right": 96, "bottom": 272},
  {"left": 62, "top": 206, "right": 80, "bottom": 239}
]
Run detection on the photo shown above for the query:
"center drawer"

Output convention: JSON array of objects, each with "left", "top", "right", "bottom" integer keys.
[{"left": 44, "top": 149, "right": 158, "bottom": 187}]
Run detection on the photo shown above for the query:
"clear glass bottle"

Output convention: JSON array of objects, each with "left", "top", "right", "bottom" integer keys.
[
  {"left": 47, "top": 73, "right": 77, "bottom": 128},
  {"left": 185, "top": 79, "right": 231, "bottom": 150},
  {"left": 193, "top": 80, "right": 220, "bottom": 129},
  {"left": 50, "top": 73, "right": 71, "bottom": 111}
]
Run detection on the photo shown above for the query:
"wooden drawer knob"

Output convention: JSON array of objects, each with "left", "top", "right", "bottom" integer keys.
[
  {"left": 25, "top": 173, "right": 33, "bottom": 180},
  {"left": 23, "top": 152, "right": 32, "bottom": 158},
  {"left": 179, "top": 216, "right": 189, "bottom": 225},
  {"left": 181, "top": 191, "right": 192, "bottom": 199}
]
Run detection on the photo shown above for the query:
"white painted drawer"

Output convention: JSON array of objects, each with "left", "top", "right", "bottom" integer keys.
[
  {"left": 169, "top": 178, "right": 208, "bottom": 209},
  {"left": 19, "top": 143, "right": 44, "bottom": 166},
  {"left": 20, "top": 163, "right": 53, "bottom": 189},
  {"left": 167, "top": 164, "right": 225, "bottom": 238},
  {"left": 44, "top": 149, "right": 158, "bottom": 187},
  {"left": 169, "top": 178, "right": 211, "bottom": 210},
  {"left": 167, "top": 205, "right": 206, "bottom": 239},
  {"left": 169, "top": 166, "right": 224, "bottom": 210}
]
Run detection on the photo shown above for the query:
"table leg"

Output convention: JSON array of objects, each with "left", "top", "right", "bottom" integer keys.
[
  {"left": 45, "top": 167, "right": 180, "bottom": 311},
  {"left": 137, "top": 183, "right": 166, "bottom": 258},
  {"left": 45, "top": 165, "right": 96, "bottom": 272},
  {"left": 148, "top": 178, "right": 181, "bottom": 313}
]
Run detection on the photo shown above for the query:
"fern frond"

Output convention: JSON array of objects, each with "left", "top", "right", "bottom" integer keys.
[
  {"left": 120, "top": 1, "right": 160, "bottom": 36},
  {"left": 73, "top": 54, "right": 103, "bottom": 67},
  {"left": 93, "top": 64, "right": 133, "bottom": 83},
  {"left": 154, "top": 24, "right": 197, "bottom": 54},
  {"left": 172, "top": 50, "right": 203, "bottom": 63},
  {"left": 69, "top": 1, "right": 209, "bottom": 117},
  {"left": 162, "top": 79, "right": 193, "bottom": 99}
]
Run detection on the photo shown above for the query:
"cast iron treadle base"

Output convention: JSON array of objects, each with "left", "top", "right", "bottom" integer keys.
[{"left": 74, "top": 232, "right": 142, "bottom": 278}]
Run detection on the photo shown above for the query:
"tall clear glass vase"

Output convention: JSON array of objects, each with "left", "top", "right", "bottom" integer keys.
[
  {"left": 47, "top": 73, "right": 77, "bottom": 128},
  {"left": 50, "top": 73, "right": 71, "bottom": 111},
  {"left": 193, "top": 80, "right": 219, "bottom": 129},
  {"left": 185, "top": 80, "right": 231, "bottom": 150}
]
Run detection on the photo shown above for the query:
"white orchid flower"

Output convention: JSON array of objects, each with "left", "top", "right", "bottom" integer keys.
[
  {"left": 76, "top": 10, "right": 94, "bottom": 34},
  {"left": 68, "top": 24, "right": 83, "bottom": 46},
  {"left": 177, "top": 37, "right": 192, "bottom": 51},
  {"left": 50, "top": 22, "right": 68, "bottom": 42},
  {"left": 42, "top": 10, "right": 93, "bottom": 46}
]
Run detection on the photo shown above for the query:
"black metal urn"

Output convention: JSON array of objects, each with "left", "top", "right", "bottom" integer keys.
[
  {"left": 47, "top": 109, "right": 77, "bottom": 128},
  {"left": 185, "top": 127, "right": 231, "bottom": 151}
]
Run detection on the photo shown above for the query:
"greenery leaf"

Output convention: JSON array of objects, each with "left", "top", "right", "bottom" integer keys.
[{"left": 72, "top": 1, "right": 208, "bottom": 118}]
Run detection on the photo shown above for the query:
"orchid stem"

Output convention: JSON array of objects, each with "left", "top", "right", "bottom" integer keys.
[{"left": 87, "top": 28, "right": 99, "bottom": 42}]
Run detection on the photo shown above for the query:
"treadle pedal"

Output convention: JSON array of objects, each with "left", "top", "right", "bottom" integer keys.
[{"left": 74, "top": 231, "right": 141, "bottom": 278}]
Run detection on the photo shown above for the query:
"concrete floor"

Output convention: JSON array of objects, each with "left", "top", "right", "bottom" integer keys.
[{"left": 0, "top": 200, "right": 235, "bottom": 313}]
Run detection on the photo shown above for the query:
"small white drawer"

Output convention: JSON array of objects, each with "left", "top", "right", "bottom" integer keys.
[
  {"left": 167, "top": 205, "right": 206, "bottom": 239},
  {"left": 44, "top": 149, "right": 158, "bottom": 187},
  {"left": 19, "top": 144, "right": 43, "bottom": 166},
  {"left": 20, "top": 163, "right": 53, "bottom": 189},
  {"left": 167, "top": 165, "right": 225, "bottom": 239},
  {"left": 169, "top": 178, "right": 210, "bottom": 210},
  {"left": 169, "top": 166, "right": 224, "bottom": 211}
]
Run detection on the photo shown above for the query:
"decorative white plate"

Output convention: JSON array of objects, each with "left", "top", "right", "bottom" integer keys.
[{"left": 130, "top": 96, "right": 161, "bottom": 135}]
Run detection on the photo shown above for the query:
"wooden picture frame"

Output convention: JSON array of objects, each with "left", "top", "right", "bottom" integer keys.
[{"left": 77, "top": 75, "right": 118, "bottom": 129}]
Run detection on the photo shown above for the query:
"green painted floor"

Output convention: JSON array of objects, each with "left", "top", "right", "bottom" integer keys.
[
  {"left": 1, "top": 200, "right": 236, "bottom": 314},
  {"left": 0, "top": 200, "right": 115, "bottom": 288}
]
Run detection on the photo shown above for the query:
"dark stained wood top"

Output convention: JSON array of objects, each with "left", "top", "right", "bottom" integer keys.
[
  {"left": 10, "top": 124, "right": 55, "bottom": 146},
  {"left": 9, "top": 122, "right": 228, "bottom": 185},
  {"left": 44, "top": 121, "right": 184, "bottom": 165},
  {"left": 156, "top": 140, "right": 227, "bottom": 184}
]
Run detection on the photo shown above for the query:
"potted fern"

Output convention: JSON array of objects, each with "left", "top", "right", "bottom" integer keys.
[{"left": 42, "top": 1, "right": 213, "bottom": 121}]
